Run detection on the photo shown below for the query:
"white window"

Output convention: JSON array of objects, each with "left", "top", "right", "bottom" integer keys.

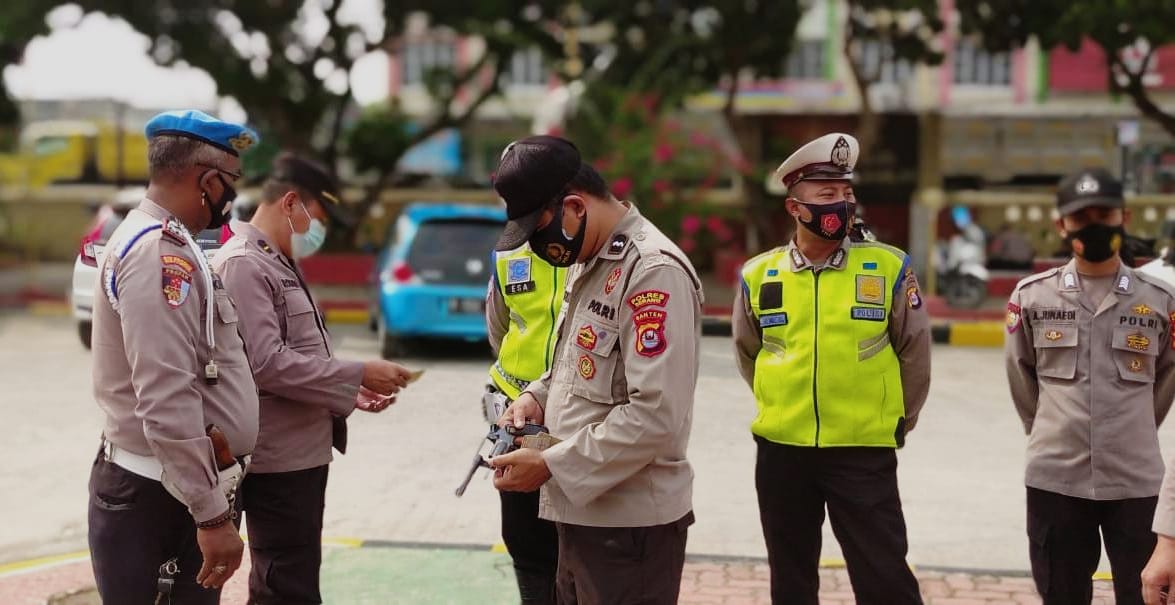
[
  {"left": 786, "top": 39, "right": 826, "bottom": 80},
  {"left": 854, "top": 39, "right": 913, "bottom": 84},
  {"left": 401, "top": 39, "right": 456, "bottom": 86},
  {"left": 506, "top": 47, "right": 547, "bottom": 87},
  {"left": 953, "top": 37, "right": 1010, "bottom": 85}
]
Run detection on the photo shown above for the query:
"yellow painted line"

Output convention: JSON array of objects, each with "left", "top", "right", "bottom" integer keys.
[
  {"left": 323, "top": 537, "right": 365, "bottom": 548},
  {"left": 0, "top": 550, "right": 88, "bottom": 576},
  {"left": 324, "top": 308, "right": 369, "bottom": 324},
  {"left": 1092, "top": 571, "right": 1114, "bottom": 581},
  {"left": 818, "top": 558, "right": 846, "bottom": 569},
  {"left": 490, "top": 542, "right": 509, "bottom": 554},
  {"left": 28, "top": 301, "right": 71, "bottom": 317},
  {"left": 949, "top": 321, "right": 1005, "bottom": 347}
]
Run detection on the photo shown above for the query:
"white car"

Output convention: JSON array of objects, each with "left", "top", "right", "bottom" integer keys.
[{"left": 70, "top": 189, "right": 254, "bottom": 348}]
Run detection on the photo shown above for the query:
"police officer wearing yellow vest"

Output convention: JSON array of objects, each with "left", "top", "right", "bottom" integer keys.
[
  {"left": 1006, "top": 168, "right": 1175, "bottom": 605},
  {"left": 732, "top": 132, "right": 931, "bottom": 605},
  {"left": 485, "top": 242, "right": 567, "bottom": 603}
]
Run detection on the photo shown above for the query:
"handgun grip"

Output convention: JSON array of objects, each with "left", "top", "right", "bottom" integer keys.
[{"left": 206, "top": 424, "right": 236, "bottom": 471}]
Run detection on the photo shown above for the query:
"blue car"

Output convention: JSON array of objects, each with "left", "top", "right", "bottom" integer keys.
[{"left": 372, "top": 203, "right": 506, "bottom": 357}]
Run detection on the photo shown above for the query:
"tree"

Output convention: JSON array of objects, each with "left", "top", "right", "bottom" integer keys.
[
  {"left": 565, "top": 1, "right": 805, "bottom": 252},
  {"left": 843, "top": 0, "right": 943, "bottom": 155},
  {"left": 0, "top": 1, "right": 56, "bottom": 132},
  {"left": 51, "top": 1, "right": 557, "bottom": 232},
  {"left": 958, "top": 0, "right": 1175, "bottom": 136}
]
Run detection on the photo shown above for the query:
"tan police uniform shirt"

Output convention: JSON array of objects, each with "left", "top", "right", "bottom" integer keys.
[
  {"left": 1006, "top": 259, "right": 1175, "bottom": 501},
  {"left": 212, "top": 222, "right": 364, "bottom": 474},
  {"left": 730, "top": 239, "right": 932, "bottom": 430},
  {"left": 91, "top": 198, "right": 258, "bottom": 523},
  {"left": 524, "top": 204, "right": 703, "bottom": 527}
]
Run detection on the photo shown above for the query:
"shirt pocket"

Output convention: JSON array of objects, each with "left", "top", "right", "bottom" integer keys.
[
  {"left": 282, "top": 288, "right": 322, "bottom": 349},
  {"left": 567, "top": 319, "right": 621, "bottom": 404},
  {"left": 1034, "top": 323, "right": 1078, "bottom": 380},
  {"left": 1111, "top": 326, "right": 1159, "bottom": 383}
]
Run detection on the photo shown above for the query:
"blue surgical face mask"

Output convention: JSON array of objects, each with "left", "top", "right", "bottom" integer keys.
[{"left": 289, "top": 201, "right": 327, "bottom": 259}]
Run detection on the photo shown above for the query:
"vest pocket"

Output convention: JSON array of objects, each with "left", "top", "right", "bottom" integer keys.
[
  {"left": 1034, "top": 324, "right": 1078, "bottom": 380},
  {"left": 1111, "top": 326, "right": 1159, "bottom": 383}
]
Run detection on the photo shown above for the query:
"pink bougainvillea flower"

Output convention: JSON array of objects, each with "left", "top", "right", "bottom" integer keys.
[
  {"left": 706, "top": 216, "right": 725, "bottom": 232},
  {"left": 679, "top": 237, "right": 697, "bottom": 253},
  {"left": 612, "top": 177, "right": 633, "bottom": 199},
  {"left": 682, "top": 215, "right": 701, "bottom": 235},
  {"left": 653, "top": 179, "right": 671, "bottom": 194},
  {"left": 654, "top": 143, "right": 675, "bottom": 164}
]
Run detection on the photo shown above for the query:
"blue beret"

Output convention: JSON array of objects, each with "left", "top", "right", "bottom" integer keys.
[{"left": 145, "top": 109, "right": 260, "bottom": 157}]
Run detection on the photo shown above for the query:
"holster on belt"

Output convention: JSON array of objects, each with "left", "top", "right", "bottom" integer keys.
[{"left": 160, "top": 424, "right": 249, "bottom": 506}]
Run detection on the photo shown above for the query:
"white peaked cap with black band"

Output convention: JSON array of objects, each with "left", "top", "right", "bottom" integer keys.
[{"left": 774, "top": 133, "right": 860, "bottom": 191}]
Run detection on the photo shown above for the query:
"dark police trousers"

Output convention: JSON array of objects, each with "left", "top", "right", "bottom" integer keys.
[
  {"left": 754, "top": 438, "right": 922, "bottom": 605},
  {"left": 241, "top": 465, "right": 330, "bottom": 605},
  {"left": 1027, "top": 487, "right": 1157, "bottom": 605},
  {"left": 501, "top": 489, "right": 559, "bottom": 604},
  {"left": 555, "top": 511, "right": 693, "bottom": 604},
  {"left": 88, "top": 449, "right": 222, "bottom": 605}
]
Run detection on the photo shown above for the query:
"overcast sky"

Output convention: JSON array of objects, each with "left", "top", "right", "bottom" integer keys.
[{"left": 3, "top": 2, "right": 391, "bottom": 124}]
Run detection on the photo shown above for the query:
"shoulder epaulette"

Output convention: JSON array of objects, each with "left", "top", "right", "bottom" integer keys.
[{"left": 1014, "top": 267, "right": 1060, "bottom": 291}]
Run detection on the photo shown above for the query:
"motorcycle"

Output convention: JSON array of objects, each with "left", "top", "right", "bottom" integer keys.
[{"left": 935, "top": 207, "right": 990, "bottom": 309}]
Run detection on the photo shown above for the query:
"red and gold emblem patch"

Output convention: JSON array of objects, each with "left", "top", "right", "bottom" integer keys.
[
  {"left": 633, "top": 308, "right": 668, "bottom": 357},
  {"left": 161, "top": 256, "right": 194, "bottom": 309},
  {"left": 628, "top": 290, "right": 669, "bottom": 311},
  {"left": 1006, "top": 302, "right": 1021, "bottom": 334},
  {"left": 604, "top": 267, "right": 622, "bottom": 295},
  {"left": 577, "top": 324, "right": 598, "bottom": 351},
  {"left": 578, "top": 354, "right": 596, "bottom": 379}
]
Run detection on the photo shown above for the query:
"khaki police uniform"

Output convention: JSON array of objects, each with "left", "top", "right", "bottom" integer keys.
[
  {"left": 90, "top": 198, "right": 259, "bottom": 604},
  {"left": 730, "top": 132, "right": 930, "bottom": 605},
  {"left": 212, "top": 216, "right": 364, "bottom": 602},
  {"left": 1006, "top": 260, "right": 1175, "bottom": 603},
  {"left": 485, "top": 245, "right": 564, "bottom": 604},
  {"left": 524, "top": 204, "right": 702, "bottom": 604}
]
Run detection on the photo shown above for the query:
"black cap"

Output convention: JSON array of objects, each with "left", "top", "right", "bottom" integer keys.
[
  {"left": 268, "top": 151, "right": 352, "bottom": 226},
  {"left": 1056, "top": 168, "right": 1124, "bottom": 216},
  {"left": 492, "top": 136, "right": 582, "bottom": 251}
]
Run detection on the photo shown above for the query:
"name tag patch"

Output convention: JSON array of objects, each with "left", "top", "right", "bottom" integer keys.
[
  {"left": 851, "top": 306, "right": 886, "bottom": 321},
  {"left": 759, "top": 313, "right": 789, "bottom": 328},
  {"left": 506, "top": 281, "right": 536, "bottom": 295}
]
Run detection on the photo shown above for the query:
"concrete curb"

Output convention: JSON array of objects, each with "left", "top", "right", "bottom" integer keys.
[{"left": 930, "top": 321, "right": 1005, "bottom": 347}]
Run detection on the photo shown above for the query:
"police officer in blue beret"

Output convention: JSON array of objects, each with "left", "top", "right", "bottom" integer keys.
[{"left": 89, "top": 109, "right": 261, "bottom": 604}]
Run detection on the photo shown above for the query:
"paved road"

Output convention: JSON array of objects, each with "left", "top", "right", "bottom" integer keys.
[{"left": 4, "top": 310, "right": 1175, "bottom": 574}]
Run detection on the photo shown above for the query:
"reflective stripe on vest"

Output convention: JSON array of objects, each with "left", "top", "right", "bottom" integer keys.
[
  {"left": 742, "top": 243, "right": 907, "bottom": 447},
  {"left": 490, "top": 248, "right": 567, "bottom": 400}
]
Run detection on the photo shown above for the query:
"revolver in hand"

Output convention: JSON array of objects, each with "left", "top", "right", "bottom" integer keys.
[{"left": 455, "top": 390, "right": 547, "bottom": 497}]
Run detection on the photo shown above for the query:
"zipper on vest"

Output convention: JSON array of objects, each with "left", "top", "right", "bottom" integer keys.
[
  {"left": 812, "top": 270, "right": 822, "bottom": 446},
  {"left": 543, "top": 264, "right": 558, "bottom": 368}
]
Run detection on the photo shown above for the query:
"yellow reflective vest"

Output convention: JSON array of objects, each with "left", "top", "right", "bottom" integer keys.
[
  {"left": 490, "top": 247, "right": 566, "bottom": 400},
  {"left": 741, "top": 243, "right": 908, "bottom": 447}
]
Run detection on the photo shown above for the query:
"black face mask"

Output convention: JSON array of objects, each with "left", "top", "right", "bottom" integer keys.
[
  {"left": 202, "top": 173, "right": 237, "bottom": 230},
  {"left": 528, "top": 201, "right": 586, "bottom": 267},
  {"left": 794, "top": 199, "right": 852, "bottom": 241},
  {"left": 1066, "top": 223, "right": 1124, "bottom": 263}
]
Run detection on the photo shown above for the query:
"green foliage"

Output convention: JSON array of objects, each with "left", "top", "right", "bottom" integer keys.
[
  {"left": 0, "top": 1, "right": 57, "bottom": 126},
  {"left": 575, "top": 90, "right": 746, "bottom": 269},
  {"left": 957, "top": 0, "right": 1175, "bottom": 134},
  {"left": 344, "top": 103, "right": 412, "bottom": 175}
]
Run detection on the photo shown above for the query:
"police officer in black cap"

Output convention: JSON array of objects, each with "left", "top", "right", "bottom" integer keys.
[
  {"left": 1005, "top": 167, "right": 1175, "bottom": 604},
  {"left": 212, "top": 152, "right": 413, "bottom": 604}
]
